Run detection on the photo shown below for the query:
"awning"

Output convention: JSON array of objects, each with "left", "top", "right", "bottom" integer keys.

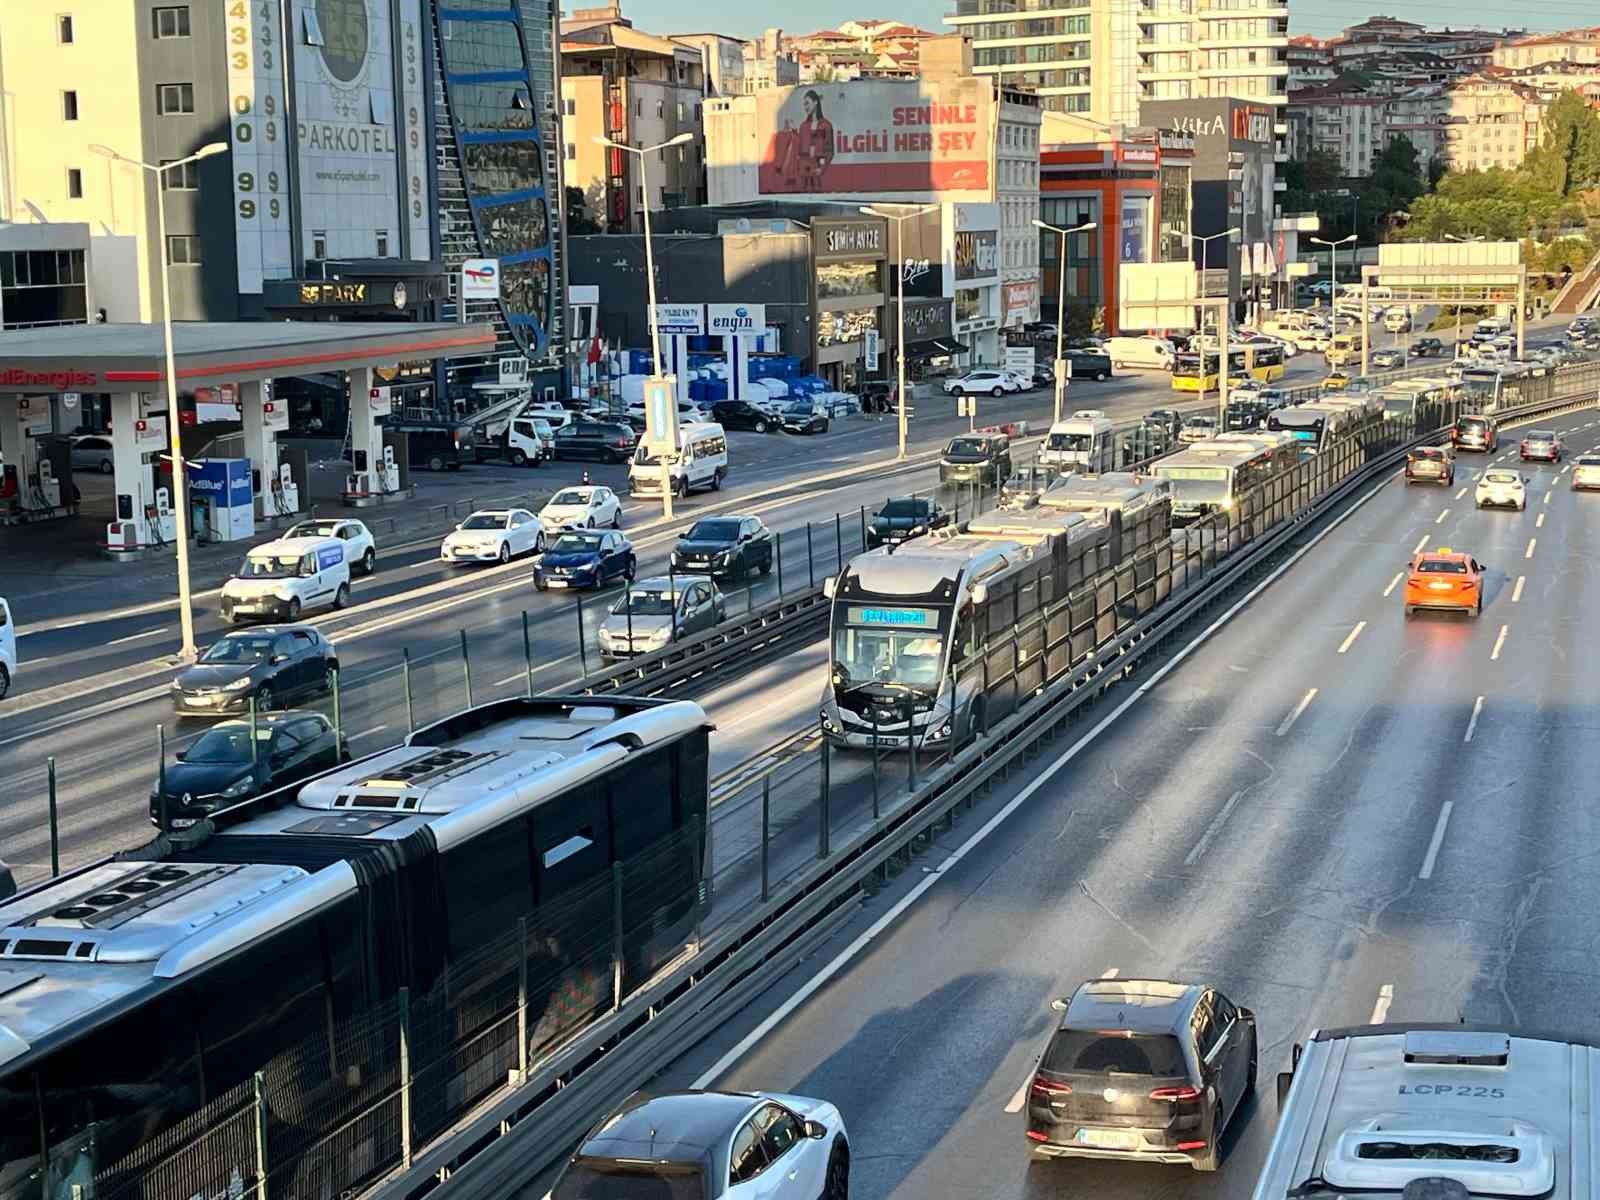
[{"left": 906, "top": 337, "right": 967, "bottom": 358}]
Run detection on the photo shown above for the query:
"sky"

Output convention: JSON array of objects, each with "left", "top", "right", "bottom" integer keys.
[{"left": 595, "top": 0, "right": 1591, "bottom": 44}]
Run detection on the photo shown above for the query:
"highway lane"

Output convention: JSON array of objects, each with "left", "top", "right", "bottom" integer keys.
[
  {"left": 575, "top": 402, "right": 1600, "bottom": 1200},
  {"left": 8, "top": 355, "right": 1327, "bottom": 698}
]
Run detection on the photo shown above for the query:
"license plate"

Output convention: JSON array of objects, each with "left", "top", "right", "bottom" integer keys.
[
  {"left": 547, "top": 579, "right": 568, "bottom": 588},
  {"left": 170, "top": 818, "right": 197, "bottom": 830},
  {"left": 1430, "top": 581, "right": 1451, "bottom": 590},
  {"left": 1076, "top": 1129, "right": 1140, "bottom": 1150},
  {"left": 869, "top": 735, "right": 900, "bottom": 746}
]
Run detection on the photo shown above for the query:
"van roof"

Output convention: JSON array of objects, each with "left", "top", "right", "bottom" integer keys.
[{"left": 248, "top": 534, "right": 339, "bottom": 555}]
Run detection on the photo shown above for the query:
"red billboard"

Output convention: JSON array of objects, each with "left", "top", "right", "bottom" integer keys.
[{"left": 756, "top": 79, "right": 992, "bottom": 195}]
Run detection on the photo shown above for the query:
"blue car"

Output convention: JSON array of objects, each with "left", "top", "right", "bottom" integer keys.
[{"left": 533, "top": 529, "right": 636, "bottom": 591}]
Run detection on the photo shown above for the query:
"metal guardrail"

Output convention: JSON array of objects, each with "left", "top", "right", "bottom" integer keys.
[{"left": 355, "top": 371, "right": 1600, "bottom": 1200}]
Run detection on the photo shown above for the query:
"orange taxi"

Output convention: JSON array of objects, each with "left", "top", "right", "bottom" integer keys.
[{"left": 1403, "top": 547, "right": 1484, "bottom": 618}]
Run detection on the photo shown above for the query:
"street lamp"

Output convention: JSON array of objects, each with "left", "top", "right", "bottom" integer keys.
[
  {"left": 1032, "top": 218, "right": 1097, "bottom": 424},
  {"left": 861, "top": 204, "right": 937, "bottom": 460},
  {"left": 90, "top": 140, "right": 227, "bottom": 664},
  {"left": 593, "top": 131, "right": 693, "bottom": 518},
  {"left": 1184, "top": 227, "right": 1239, "bottom": 425},
  {"left": 1311, "top": 233, "right": 1356, "bottom": 327}
]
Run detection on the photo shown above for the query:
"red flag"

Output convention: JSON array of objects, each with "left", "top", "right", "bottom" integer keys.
[{"left": 586, "top": 336, "right": 602, "bottom": 365}]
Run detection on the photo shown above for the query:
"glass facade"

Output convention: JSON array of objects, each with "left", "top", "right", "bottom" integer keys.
[
  {"left": 1039, "top": 197, "right": 1101, "bottom": 310},
  {"left": 436, "top": 1, "right": 555, "bottom": 357},
  {"left": 0, "top": 249, "right": 88, "bottom": 328}
]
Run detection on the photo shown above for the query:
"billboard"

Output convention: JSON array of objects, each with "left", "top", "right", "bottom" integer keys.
[
  {"left": 652, "top": 304, "right": 705, "bottom": 335},
  {"left": 708, "top": 303, "right": 767, "bottom": 334},
  {"left": 755, "top": 79, "right": 992, "bottom": 195},
  {"left": 953, "top": 230, "right": 998, "bottom": 282}
]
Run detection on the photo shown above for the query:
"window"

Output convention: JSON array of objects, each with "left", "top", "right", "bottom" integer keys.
[
  {"left": 161, "top": 158, "right": 199, "bottom": 189},
  {"left": 66, "top": 168, "right": 82, "bottom": 199},
  {"left": 57, "top": 14, "right": 73, "bottom": 43},
  {"left": 376, "top": 230, "right": 389, "bottom": 256},
  {"left": 564, "top": 96, "right": 576, "bottom": 116},
  {"left": 656, "top": 99, "right": 664, "bottom": 118},
  {"left": 312, "top": 230, "right": 327, "bottom": 259},
  {"left": 677, "top": 100, "right": 686, "bottom": 122},
  {"left": 730, "top": 1120, "right": 770, "bottom": 1185},
  {"left": 565, "top": 141, "right": 576, "bottom": 160},
  {"left": 166, "top": 234, "right": 201, "bottom": 265},
  {"left": 153, "top": 5, "right": 190, "bottom": 38},
  {"left": 157, "top": 82, "right": 194, "bottom": 115},
  {"left": 62, "top": 90, "right": 78, "bottom": 121}
]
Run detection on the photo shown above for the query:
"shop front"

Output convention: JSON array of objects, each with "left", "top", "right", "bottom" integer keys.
[
  {"left": 811, "top": 217, "right": 888, "bottom": 391},
  {"left": 947, "top": 204, "right": 1002, "bottom": 367},
  {"left": 899, "top": 298, "right": 964, "bottom": 382}
]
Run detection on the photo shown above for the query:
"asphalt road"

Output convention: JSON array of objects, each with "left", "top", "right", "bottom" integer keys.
[{"left": 573, "top": 400, "right": 1600, "bottom": 1200}]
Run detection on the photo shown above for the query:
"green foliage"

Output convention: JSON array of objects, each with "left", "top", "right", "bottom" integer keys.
[{"left": 565, "top": 186, "right": 602, "bottom": 235}]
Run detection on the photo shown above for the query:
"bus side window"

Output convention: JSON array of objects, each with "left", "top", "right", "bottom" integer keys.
[
  {"left": 439, "top": 818, "right": 536, "bottom": 957},
  {"left": 611, "top": 744, "right": 675, "bottom": 858}
]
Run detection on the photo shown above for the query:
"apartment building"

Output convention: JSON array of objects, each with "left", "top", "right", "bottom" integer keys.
[
  {"left": 1291, "top": 83, "right": 1383, "bottom": 176},
  {"left": 1493, "top": 28, "right": 1600, "bottom": 70},
  {"left": 1437, "top": 73, "right": 1543, "bottom": 172},
  {"left": 1288, "top": 36, "right": 1337, "bottom": 90}
]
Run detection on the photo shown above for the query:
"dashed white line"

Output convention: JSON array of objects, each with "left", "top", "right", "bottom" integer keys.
[
  {"left": 1101, "top": 968, "right": 1120, "bottom": 979},
  {"left": 1419, "top": 801, "right": 1455, "bottom": 880},
  {"left": 1383, "top": 571, "right": 1405, "bottom": 597},
  {"left": 1560, "top": 463, "right": 1573, "bottom": 476},
  {"left": 1463, "top": 695, "right": 1485, "bottom": 743},
  {"left": 1434, "top": 508, "right": 1451, "bottom": 525},
  {"left": 1411, "top": 535, "right": 1429, "bottom": 555},
  {"left": 352, "top": 724, "right": 388, "bottom": 740},
  {"left": 107, "top": 626, "right": 169, "bottom": 646},
  {"left": 1512, "top": 574, "right": 1525, "bottom": 603},
  {"left": 1454, "top": 486, "right": 1468, "bottom": 500},
  {"left": 1525, "top": 537, "right": 1537, "bottom": 559},
  {"left": 1491, "top": 624, "right": 1509, "bottom": 661},
  {"left": 1276, "top": 688, "right": 1319, "bottom": 737},
  {"left": 1370, "top": 983, "right": 1395, "bottom": 1024},
  {"left": 1536, "top": 512, "right": 1546, "bottom": 529},
  {"left": 1337, "top": 621, "right": 1367, "bottom": 654},
  {"left": 1185, "top": 790, "right": 1245, "bottom": 867},
  {"left": 1543, "top": 490, "right": 1553, "bottom": 505}
]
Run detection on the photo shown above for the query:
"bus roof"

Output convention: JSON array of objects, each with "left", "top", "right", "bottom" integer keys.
[
  {"left": 1039, "top": 472, "right": 1171, "bottom": 514},
  {"left": 1155, "top": 444, "right": 1266, "bottom": 472}
]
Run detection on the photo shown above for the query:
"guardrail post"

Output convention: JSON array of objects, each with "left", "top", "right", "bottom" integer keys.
[
  {"left": 460, "top": 629, "right": 473, "bottom": 705},
  {"left": 760, "top": 777, "right": 771, "bottom": 903},
  {"left": 249, "top": 694, "right": 259, "bottom": 764},
  {"left": 806, "top": 523, "right": 815, "bottom": 587},
  {"left": 859, "top": 505, "right": 867, "bottom": 553},
  {"left": 576, "top": 593, "right": 590, "bottom": 677},
  {"left": 516, "top": 916, "right": 529, "bottom": 1084},
  {"left": 252, "top": 1070, "right": 269, "bottom": 1200},
  {"left": 523, "top": 610, "right": 535, "bottom": 697},
  {"left": 818, "top": 729, "right": 831, "bottom": 859},
  {"left": 156, "top": 723, "right": 170, "bottom": 833},
  {"left": 398, "top": 986, "right": 413, "bottom": 1169},
  {"left": 871, "top": 711, "right": 881, "bottom": 820},
  {"left": 835, "top": 512, "right": 844, "bottom": 570},
  {"left": 623, "top": 582, "right": 634, "bottom": 653},
  {"left": 402, "top": 648, "right": 415, "bottom": 733},
  {"left": 46, "top": 757, "right": 59, "bottom": 876},
  {"left": 669, "top": 564, "right": 679, "bottom": 642},
  {"left": 331, "top": 666, "right": 342, "bottom": 741},
  {"left": 906, "top": 699, "right": 918, "bottom": 791},
  {"left": 611, "top": 862, "right": 625, "bottom": 1010}
]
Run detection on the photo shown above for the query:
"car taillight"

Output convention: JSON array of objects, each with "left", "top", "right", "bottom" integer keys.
[
  {"left": 617, "top": 438, "right": 629, "bottom": 447},
  {"left": 1031, "top": 1077, "right": 1072, "bottom": 1098},
  {"left": 1150, "top": 1085, "right": 1202, "bottom": 1101},
  {"left": 1026, "top": 1131, "right": 1049, "bottom": 1142}
]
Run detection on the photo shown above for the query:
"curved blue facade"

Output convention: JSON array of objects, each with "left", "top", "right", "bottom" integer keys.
[{"left": 436, "top": 2, "right": 555, "bottom": 357}]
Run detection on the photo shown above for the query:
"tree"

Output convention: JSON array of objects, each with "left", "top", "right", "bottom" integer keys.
[{"left": 565, "top": 185, "right": 601, "bottom": 235}]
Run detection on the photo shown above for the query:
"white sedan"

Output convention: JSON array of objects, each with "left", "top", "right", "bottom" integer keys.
[
  {"left": 440, "top": 509, "right": 545, "bottom": 565},
  {"left": 944, "top": 370, "right": 1021, "bottom": 397},
  {"left": 285, "top": 518, "right": 377, "bottom": 575},
  {"left": 539, "top": 485, "right": 622, "bottom": 533},
  {"left": 1475, "top": 469, "right": 1526, "bottom": 511}
]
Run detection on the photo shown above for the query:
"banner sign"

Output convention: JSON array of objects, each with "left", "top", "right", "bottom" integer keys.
[
  {"left": 651, "top": 303, "right": 705, "bottom": 335},
  {"left": 708, "top": 303, "right": 767, "bottom": 334}
]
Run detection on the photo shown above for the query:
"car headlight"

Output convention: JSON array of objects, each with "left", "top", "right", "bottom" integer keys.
[
  {"left": 910, "top": 524, "right": 927, "bottom": 535},
  {"left": 221, "top": 777, "right": 255, "bottom": 799},
  {"left": 223, "top": 676, "right": 254, "bottom": 691},
  {"left": 275, "top": 590, "right": 296, "bottom": 602},
  {"left": 646, "top": 626, "right": 673, "bottom": 644}
]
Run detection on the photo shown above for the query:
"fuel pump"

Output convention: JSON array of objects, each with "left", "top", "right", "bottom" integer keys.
[
  {"left": 376, "top": 445, "right": 400, "bottom": 493},
  {"left": 273, "top": 462, "right": 299, "bottom": 514},
  {"left": 345, "top": 449, "right": 371, "bottom": 498},
  {"left": 34, "top": 460, "right": 60, "bottom": 509},
  {"left": 153, "top": 486, "right": 177, "bottom": 543}
]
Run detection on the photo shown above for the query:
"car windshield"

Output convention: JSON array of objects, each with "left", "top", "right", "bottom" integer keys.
[
  {"left": 1184, "top": 417, "right": 1214, "bottom": 430},
  {"left": 185, "top": 725, "right": 265, "bottom": 765},
  {"left": 1041, "top": 1030, "right": 1187, "bottom": 1076},
  {"left": 551, "top": 490, "right": 592, "bottom": 506},
  {"left": 1579, "top": 457, "right": 1600, "bottom": 467},
  {"left": 946, "top": 438, "right": 990, "bottom": 457},
  {"left": 1484, "top": 471, "right": 1519, "bottom": 484},
  {"left": 1047, "top": 432, "right": 1093, "bottom": 451},
  {"left": 1417, "top": 560, "right": 1468, "bottom": 574},
  {"left": 462, "top": 514, "right": 509, "bottom": 530},
  {"left": 686, "top": 520, "right": 740, "bottom": 541},
  {"left": 552, "top": 1161, "right": 705, "bottom": 1200},
  {"left": 880, "top": 499, "right": 930, "bottom": 518},
  {"left": 200, "top": 635, "right": 275, "bottom": 664},
  {"left": 1459, "top": 420, "right": 1488, "bottom": 433},
  {"left": 553, "top": 534, "right": 603, "bottom": 554},
  {"left": 612, "top": 588, "right": 678, "bottom": 617},
  {"left": 239, "top": 554, "right": 301, "bottom": 579},
  {"left": 832, "top": 626, "right": 944, "bottom": 690}
]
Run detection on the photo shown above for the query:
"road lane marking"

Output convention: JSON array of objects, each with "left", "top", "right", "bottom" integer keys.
[
  {"left": 106, "top": 626, "right": 170, "bottom": 646},
  {"left": 1419, "top": 801, "right": 1455, "bottom": 880},
  {"left": 1463, "top": 695, "right": 1485, "bottom": 743},
  {"left": 690, "top": 467, "right": 1402, "bottom": 1091},
  {"left": 1544, "top": 491, "right": 1553, "bottom": 505},
  {"left": 1337, "top": 621, "right": 1366, "bottom": 654},
  {"left": 1536, "top": 512, "right": 1546, "bottom": 529},
  {"left": 1370, "top": 984, "right": 1395, "bottom": 1024},
  {"left": 1435, "top": 509, "right": 1450, "bottom": 525},
  {"left": 1525, "top": 537, "right": 1537, "bottom": 559},
  {"left": 1383, "top": 571, "right": 1405, "bottom": 597},
  {"left": 1101, "top": 968, "right": 1120, "bottom": 978},
  {"left": 1412, "top": 535, "right": 1429, "bottom": 554},
  {"left": 1512, "top": 574, "right": 1525, "bottom": 603},
  {"left": 1276, "top": 688, "right": 1318, "bottom": 737},
  {"left": 1185, "top": 790, "right": 1244, "bottom": 867},
  {"left": 1454, "top": 486, "right": 1468, "bottom": 499},
  {"left": 494, "top": 672, "right": 527, "bottom": 687},
  {"left": 1491, "top": 624, "right": 1509, "bottom": 661},
  {"left": 1561, "top": 463, "right": 1572, "bottom": 475},
  {"left": 352, "top": 725, "right": 388, "bottom": 740}
]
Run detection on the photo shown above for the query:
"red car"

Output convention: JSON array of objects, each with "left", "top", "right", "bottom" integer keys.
[{"left": 1520, "top": 429, "right": 1562, "bottom": 462}]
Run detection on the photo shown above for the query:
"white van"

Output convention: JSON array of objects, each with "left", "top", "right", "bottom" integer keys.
[
  {"left": 0, "top": 597, "right": 14, "bottom": 700},
  {"left": 1038, "top": 409, "right": 1116, "bottom": 473},
  {"left": 1104, "top": 335, "right": 1176, "bottom": 371},
  {"left": 220, "top": 535, "right": 352, "bottom": 624},
  {"left": 629, "top": 422, "right": 729, "bottom": 498}
]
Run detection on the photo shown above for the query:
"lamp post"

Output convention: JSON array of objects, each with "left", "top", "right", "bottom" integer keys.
[
  {"left": 593, "top": 131, "right": 693, "bottom": 519},
  {"left": 1312, "top": 233, "right": 1355, "bottom": 331},
  {"left": 1185, "top": 227, "right": 1239, "bottom": 428},
  {"left": 1032, "top": 218, "right": 1097, "bottom": 424},
  {"left": 861, "top": 204, "right": 936, "bottom": 460},
  {"left": 90, "top": 140, "right": 227, "bottom": 664}
]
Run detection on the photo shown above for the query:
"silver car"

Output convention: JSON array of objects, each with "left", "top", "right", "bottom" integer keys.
[
  {"left": 69, "top": 434, "right": 115, "bottom": 474},
  {"left": 596, "top": 575, "right": 726, "bottom": 662},
  {"left": 1571, "top": 454, "right": 1600, "bottom": 491}
]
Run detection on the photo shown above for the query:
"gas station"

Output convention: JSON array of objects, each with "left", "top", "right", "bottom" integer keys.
[{"left": 0, "top": 320, "right": 494, "bottom": 559}]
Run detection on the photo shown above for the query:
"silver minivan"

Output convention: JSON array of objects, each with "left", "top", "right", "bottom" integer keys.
[{"left": 596, "top": 575, "right": 726, "bottom": 662}]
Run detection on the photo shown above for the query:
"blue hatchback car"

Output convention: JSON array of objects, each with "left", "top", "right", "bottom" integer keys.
[{"left": 533, "top": 529, "right": 636, "bottom": 591}]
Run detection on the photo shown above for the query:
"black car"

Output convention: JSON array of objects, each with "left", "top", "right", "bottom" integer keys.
[
  {"left": 782, "top": 398, "right": 830, "bottom": 434},
  {"left": 551, "top": 420, "right": 638, "bottom": 463},
  {"left": 867, "top": 496, "right": 950, "bottom": 546},
  {"left": 712, "top": 399, "right": 779, "bottom": 432},
  {"left": 939, "top": 433, "right": 1012, "bottom": 486},
  {"left": 860, "top": 380, "right": 895, "bottom": 413},
  {"left": 1411, "top": 336, "right": 1444, "bottom": 357},
  {"left": 1224, "top": 400, "right": 1269, "bottom": 431},
  {"left": 1062, "top": 348, "right": 1113, "bottom": 381},
  {"left": 670, "top": 515, "right": 774, "bottom": 579},
  {"left": 1027, "top": 979, "right": 1256, "bottom": 1172},
  {"left": 171, "top": 626, "right": 337, "bottom": 717},
  {"left": 149, "top": 711, "right": 349, "bottom": 828}
]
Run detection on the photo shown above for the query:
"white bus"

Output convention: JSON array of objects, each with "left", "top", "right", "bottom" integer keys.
[
  {"left": 1266, "top": 403, "right": 1362, "bottom": 452},
  {"left": 1038, "top": 409, "right": 1116, "bottom": 474},
  {"left": 1154, "top": 438, "right": 1293, "bottom": 525}
]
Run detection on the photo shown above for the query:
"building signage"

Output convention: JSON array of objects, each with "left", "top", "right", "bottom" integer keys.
[
  {"left": 1119, "top": 146, "right": 1159, "bottom": 165},
  {"left": 1232, "top": 106, "right": 1273, "bottom": 145},
  {"left": 369, "top": 386, "right": 393, "bottom": 416},
  {"left": 864, "top": 328, "right": 880, "bottom": 370},
  {"left": 1156, "top": 129, "right": 1195, "bottom": 153},
  {"left": 708, "top": 303, "right": 768, "bottom": 334},
  {"left": 814, "top": 219, "right": 885, "bottom": 262},
  {"left": 0, "top": 368, "right": 97, "bottom": 391},
  {"left": 499, "top": 357, "right": 529, "bottom": 384},
  {"left": 754, "top": 78, "right": 993, "bottom": 195},
  {"left": 262, "top": 400, "right": 290, "bottom": 432},
  {"left": 1002, "top": 280, "right": 1036, "bottom": 326},
  {"left": 134, "top": 415, "right": 167, "bottom": 447},
  {"left": 461, "top": 259, "right": 501, "bottom": 300},
  {"left": 953, "top": 230, "right": 999, "bottom": 281},
  {"left": 903, "top": 299, "right": 952, "bottom": 341},
  {"left": 651, "top": 303, "right": 706, "bottom": 335}
]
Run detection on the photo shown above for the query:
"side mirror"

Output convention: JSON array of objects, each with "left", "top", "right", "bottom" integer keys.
[
  {"left": 1049, "top": 997, "right": 1069, "bottom": 1012},
  {"left": 272, "top": 653, "right": 289, "bottom": 665},
  {"left": 803, "top": 1120, "right": 828, "bottom": 1140},
  {"left": 174, "top": 750, "right": 187, "bottom": 762}
]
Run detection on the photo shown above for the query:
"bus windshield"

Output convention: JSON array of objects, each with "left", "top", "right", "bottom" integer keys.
[
  {"left": 1047, "top": 431, "right": 1095, "bottom": 452},
  {"left": 832, "top": 622, "right": 946, "bottom": 691},
  {"left": 1156, "top": 465, "right": 1232, "bottom": 505}
]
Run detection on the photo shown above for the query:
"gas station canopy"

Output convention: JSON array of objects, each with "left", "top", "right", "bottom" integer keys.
[{"left": 0, "top": 320, "right": 498, "bottom": 394}]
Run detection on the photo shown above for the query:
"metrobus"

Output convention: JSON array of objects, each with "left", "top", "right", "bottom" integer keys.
[
  {"left": 820, "top": 475, "right": 1171, "bottom": 751},
  {"left": 1154, "top": 435, "right": 1296, "bottom": 524},
  {"left": 0, "top": 696, "right": 713, "bottom": 1200},
  {"left": 1266, "top": 403, "right": 1362, "bottom": 452}
]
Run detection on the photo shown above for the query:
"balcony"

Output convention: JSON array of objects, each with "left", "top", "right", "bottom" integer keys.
[{"left": 1197, "top": 1, "right": 1287, "bottom": 14}]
